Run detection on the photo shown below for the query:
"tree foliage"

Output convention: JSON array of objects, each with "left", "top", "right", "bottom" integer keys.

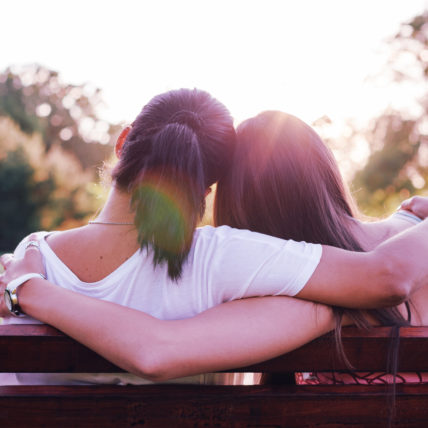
[
  {"left": 0, "top": 148, "right": 51, "bottom": 251},
  {"left": 0, "top": 65, "right": 119, "bottom": 171},
  {"left": 350, "top": 11, "right": 428, "bottom": 216},
  {"left": 0, "top": 65, "right": 120, "bottom": 252},
  {"left": 0, "top": 117, "right": 109, "bottom": 252}
]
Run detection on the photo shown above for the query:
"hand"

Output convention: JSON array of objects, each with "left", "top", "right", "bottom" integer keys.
[
  {"left": 400, "top": 196, "right": 428, "bottom": 220},
  {"left": 0, "top": 235, "right": 45, "bottom": 317},
  {"left": 0, "top": 271, "right": 8, "bottom": 317}
]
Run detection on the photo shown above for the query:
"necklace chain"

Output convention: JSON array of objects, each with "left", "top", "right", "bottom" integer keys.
[{"left": 89, "top": 220, "right": 134, "bottom": 226}]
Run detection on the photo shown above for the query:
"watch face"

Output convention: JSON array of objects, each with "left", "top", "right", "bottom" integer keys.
[{"left": 4, "top": 290, "right": 13, "bottom": 311}]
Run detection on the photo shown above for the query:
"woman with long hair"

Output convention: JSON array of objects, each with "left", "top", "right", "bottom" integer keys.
[
  {"left": 1, "top": 101, "right": 428, "bottom": 384},
  {"left": 215, "top": 110, "right": 428, "bottom": 381}
]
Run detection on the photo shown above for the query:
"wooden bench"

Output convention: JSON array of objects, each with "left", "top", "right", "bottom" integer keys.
[{"left": 1, "top": 324, "right": 428, "bottom": 427}]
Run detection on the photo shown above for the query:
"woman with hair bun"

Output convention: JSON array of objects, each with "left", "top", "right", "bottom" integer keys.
[
  {"left": 0, "top": 88, "right": 328, "bottom": 384},
  {"left": 111, "top": 88, "right": 236, "bottom": 280},
  {"left": 1, "top": 96, "right": 428, "bottom": 385}
]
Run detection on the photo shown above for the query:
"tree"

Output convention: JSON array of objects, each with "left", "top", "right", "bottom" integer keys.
[
  {"left": 350, "top": 11, "right": 428, "bottom": 216},
  {"left": 0, "top": 65, "right": 117, "bottom": 251},
  {"left": 0, "top": 118, "right": 53, "bottom": 251},
  {"left": 0, "top": 64, "right": 120, "bottom": 172}
]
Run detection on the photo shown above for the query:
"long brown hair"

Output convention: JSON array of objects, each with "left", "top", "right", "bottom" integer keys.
[{"left": 214, "top": 111, "right": 409, "bottom": 367}]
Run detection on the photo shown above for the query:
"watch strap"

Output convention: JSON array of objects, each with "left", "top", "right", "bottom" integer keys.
[
  {"left": 5, "top": 273, "right": 46, "bottom": 316},
  {"left": 6, "top": 273, "right": 46, "bottom": 293}
]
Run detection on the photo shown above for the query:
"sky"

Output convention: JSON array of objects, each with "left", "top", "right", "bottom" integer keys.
[{"left": 2, "top": 0, "right": 428, "bottom": 127}]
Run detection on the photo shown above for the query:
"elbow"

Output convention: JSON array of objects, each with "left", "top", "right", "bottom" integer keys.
[
  {"left": 124, "top": 323, "right": 187, "bottom": 382},
  {"left": 373, "top": 250, "right": 412, "bottom": 306},
  {"left": 385, "top": 277, "right": 411, "bottom": 307},
  {"left": 130, "top": 348, "right": 178, "bottom": 382},
  {"left": 132, "top": 362, "right": 165, "bottom": 383}
]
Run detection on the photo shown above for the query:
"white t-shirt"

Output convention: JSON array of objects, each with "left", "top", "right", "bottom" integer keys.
[{"left": 3, "top": 225, "right": 322, "bottom": 384}]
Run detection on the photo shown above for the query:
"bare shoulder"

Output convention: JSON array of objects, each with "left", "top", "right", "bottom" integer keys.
[
  {"left": 45, "top": 225, "right": 139, "bottom": 282},
  {"left": 46, "top": 226, "right": 91, "bottom": 251}
]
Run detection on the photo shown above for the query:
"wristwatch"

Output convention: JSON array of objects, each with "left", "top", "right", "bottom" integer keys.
[{"left": 4, "top": 273, "right": 46, "bottom": 316}]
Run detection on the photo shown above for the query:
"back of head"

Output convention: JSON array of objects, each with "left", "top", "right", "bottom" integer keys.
[
  {"left": 215, "top": 110, "right": 358, "bottom": 249},
  {"left": 113, "top": 89, "right": 235, "bottom": 280},
  {"left": 215, "top": 110, "right": 409, "bottom": 374}
]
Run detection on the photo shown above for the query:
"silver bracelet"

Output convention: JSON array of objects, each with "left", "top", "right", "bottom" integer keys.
[{"left": 393, "top": 210, "right": 423, "bottom": 225}]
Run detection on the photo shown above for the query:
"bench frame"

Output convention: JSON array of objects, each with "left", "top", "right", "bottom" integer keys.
[{"left": 1, "top": 324, "right": 428, "bottom": 427}]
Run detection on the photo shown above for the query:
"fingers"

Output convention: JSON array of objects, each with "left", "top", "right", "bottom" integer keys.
[
  {"left": 400, "top": 196, "right": 428, "bottom": 220},
  {"left": 0, "top": 253, "right": 14, "bottom": 271},
  {"left": 399, "top": 200, "right": 410, "bottom": 210},
  {"left": 0, "top": 274, "right": 8, "bottom": 317},
  {"left": 0, "top": 232, "right": 45, "bottom": 284},
  {"left": 400, "top": 196, "right": 415, "bottom": 210},
  {"left": 0, "top": 266, "right": 8, "bottom": 317},
  {"left": 22, "top": 236, "right": 45, "bottom": 276},
  {"left": 25, "top": 241, "right": 41, "bottom": 252},
  {"left": 24, "top": 234, "right": 42, "bottom": 253},
  {"left": 0, "top": 233, "right": 42, "bottom": 274}
]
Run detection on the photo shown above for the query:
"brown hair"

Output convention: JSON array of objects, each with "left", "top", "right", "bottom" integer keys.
[
  {"left": 113, "top": 89, "right": 236, "bottom": 280},
  {"left": 214, "top": 111, "right": 409, "bottom": 367}
]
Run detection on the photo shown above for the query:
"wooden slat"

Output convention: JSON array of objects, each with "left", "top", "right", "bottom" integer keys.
[
  {"left": 2, "top": 325, "right": 428, "bottom": 427},
  {"left": 1, "top": 384, "right": 428, "bottom": 428},
  {"left": 0, "top": 324, "right": 119, "bottom": 372},
  {"left": 1, "top": 324, "right": 428, "bottom": 372}
]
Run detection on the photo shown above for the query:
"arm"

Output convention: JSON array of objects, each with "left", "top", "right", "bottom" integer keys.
[
  {"left": 24, "top": 284, "right": 333, "bottom": 381},
  {"left": 400, "top": 195, "right": 428, "bottom": 220},
  {"left": 297, "top": 219, "right": 428, "bottom": 308},
  {"left": 360, "top": 197, "right": 428, "bottom": 248},
  {"left": 0, "top": 249, "right": 333, "bottom": 381},
  {"left": 359, "top": 209, "right": 424, "bottom": 247},
  {"left": 4, "top": 223, "right": 428, "bottom": 313},
  {"left": 2, "top": 220, "right": 428, "bottom": 379}
]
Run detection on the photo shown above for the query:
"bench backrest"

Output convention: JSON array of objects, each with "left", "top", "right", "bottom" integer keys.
[
  {"left": 2, "top": 324, "right": 428, "bottom": 373},
  {"left": 1, "top": 324, "right": 428, "bottom": 428}
]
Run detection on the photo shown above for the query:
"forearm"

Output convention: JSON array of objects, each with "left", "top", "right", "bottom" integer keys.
[
  {"left": 373, "top": 218, "right": 428, "bottom": 297},
  {"left": 17, "top": 279, "right": 334, "bottom": 380},
  {"left": 18, "top": 278, "right": 165, "bottom": 378},
  {"left": 298, "top": 219, "right": 428, "bottom": 308}
]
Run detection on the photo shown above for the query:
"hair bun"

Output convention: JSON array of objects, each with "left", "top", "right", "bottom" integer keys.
[{"left": 168, "top": 110, "right": 203, "bottom": 132}]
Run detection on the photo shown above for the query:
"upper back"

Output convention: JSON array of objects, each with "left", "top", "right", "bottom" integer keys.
[{"left": 13, "top": 226, "right": 322, "bottom": 321}]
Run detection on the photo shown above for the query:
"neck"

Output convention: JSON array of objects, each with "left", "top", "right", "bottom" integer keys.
[{"left": 93, "top": 186, "right": 135, "bottom": 225}]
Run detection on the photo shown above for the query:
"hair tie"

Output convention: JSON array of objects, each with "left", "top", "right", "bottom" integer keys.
[{"left": 168, "top": 110, "right": 203, "bottom": 132}]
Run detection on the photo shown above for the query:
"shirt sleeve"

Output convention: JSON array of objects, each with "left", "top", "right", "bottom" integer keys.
[{"left": 199, "top": 226, "right": 322, "bottom": 305}]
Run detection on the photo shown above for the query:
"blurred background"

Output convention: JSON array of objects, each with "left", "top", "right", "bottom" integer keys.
[{"left": 1, "top": 0, "right": 427, "bottom": 253}]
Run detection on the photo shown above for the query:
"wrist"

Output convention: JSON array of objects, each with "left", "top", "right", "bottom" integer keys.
[
  {"left": 16, "top": 277, "right": 48, "bottom": 318},
  {"left": 4, "top": 273, "right": 46, "bottom": 316},
  {"left": 393, "top": 210, "right": 423, "bottom": 225}
]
